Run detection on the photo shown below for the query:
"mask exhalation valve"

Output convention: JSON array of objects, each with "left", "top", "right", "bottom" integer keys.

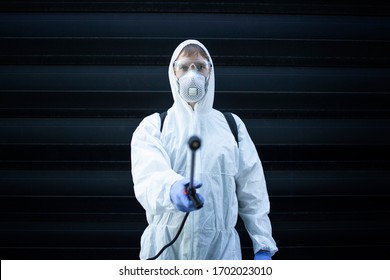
[{"left": 189, "top": 87, "right": 198, "bottom": 96}]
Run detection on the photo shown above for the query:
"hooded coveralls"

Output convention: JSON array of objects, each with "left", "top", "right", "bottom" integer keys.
[{"left": 131, "top": 40, "right": 278, "bottom": 259}]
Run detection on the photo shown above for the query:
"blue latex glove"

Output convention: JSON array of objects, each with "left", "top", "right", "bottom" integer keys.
[
  {"left": 254, "top": 251, "right": 272, "bottom": 260},
  {"left": 170, "top": 178, "right": 204, "bottom": 212}
]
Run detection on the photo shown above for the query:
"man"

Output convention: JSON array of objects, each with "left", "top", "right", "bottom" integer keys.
[{"left": 131, "top": 39, "right": 277, "bottom": 259}]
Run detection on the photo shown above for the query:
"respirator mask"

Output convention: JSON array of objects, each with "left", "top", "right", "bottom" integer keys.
[{"left": 173, "top": 59, "right": 212, "bottom": 103}]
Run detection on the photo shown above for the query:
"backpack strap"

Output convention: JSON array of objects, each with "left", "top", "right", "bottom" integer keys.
[
  {"left": 159, "top": 111, "right": 239, "bottom": 147},
  {"left": 160, "top": 111, "right": 167, "bottom": 132},
  {"left": 223, "top": 112, "right": 239, "bottom": 147}
]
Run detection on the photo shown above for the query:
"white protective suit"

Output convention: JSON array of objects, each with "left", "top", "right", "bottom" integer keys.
[{"left": 131, "top": 39, "right": 278, "bottom": 259}]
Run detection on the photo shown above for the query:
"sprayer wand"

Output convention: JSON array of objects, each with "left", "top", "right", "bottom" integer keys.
[{"left": 186, "top": 135, "right": 203, "bottom": 209}]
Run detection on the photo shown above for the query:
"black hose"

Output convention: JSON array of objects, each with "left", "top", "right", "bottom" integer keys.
[
  {"left": 146, "top": 212, "right": 190, "bottom": 260},
  {"left": 147, "top": 135, "right": 201, "bottom": 260}
]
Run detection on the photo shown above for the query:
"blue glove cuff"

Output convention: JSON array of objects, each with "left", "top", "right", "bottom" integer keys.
[{"left": 254, "top": 250, "right": 272, "bottom": 260}]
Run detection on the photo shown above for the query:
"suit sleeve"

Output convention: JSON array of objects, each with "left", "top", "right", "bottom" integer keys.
[
  {"left": 234, "top": 115, "right": 278, "bottom": 256},
  {"left": 131, "top": 113, "right": 183, "bottom": 215}
]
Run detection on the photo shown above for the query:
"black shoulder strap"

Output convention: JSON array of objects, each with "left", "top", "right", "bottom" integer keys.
[
  {"left": 159, "top": 111, "right": 239, "bottom": 146},
  {"left": 160, "top": 111, "right": 167, "bottom": 132},
  {"left": 223, "top": 112, "right": 239, "bottom": 147}
]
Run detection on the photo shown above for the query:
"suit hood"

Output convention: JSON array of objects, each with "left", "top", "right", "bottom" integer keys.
[{"left": 168, "top": 39, "right": 215, "bottom": 114}]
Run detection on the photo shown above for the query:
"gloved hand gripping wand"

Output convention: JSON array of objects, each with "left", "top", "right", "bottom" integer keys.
[
  {"left": 187, "top": 135, "right": 203, "bottom": 209},
  {"left": 147, "top": 135, "right": 202, "bottom": 260}
]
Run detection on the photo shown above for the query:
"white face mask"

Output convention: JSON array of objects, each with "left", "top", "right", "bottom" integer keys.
[{"left": 177, "top": 70, "right": 207, "bottom": 103}]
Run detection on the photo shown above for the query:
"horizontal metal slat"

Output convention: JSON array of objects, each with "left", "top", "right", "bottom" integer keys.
[
  {"left": 1, "top": 38, "right": 388, "bottom": 67},
  {"left": 1, "top": 160, "right": 388, "bottom": 172},
  {"left": 1, "top": 118, "right": 390, "bottom": 145},
  {"left": 2, "top": 211, "right": 388, "bottom": 230},
  {"left": 0, "top": 1, "right": 389, "bottom": 15},
  {"left": 0, "top": 196, "right": 388, "bottom": 213},
  {"left": 0, "top": 247, "right": 139, "bottom": 260},
  {"left": 1, "top": 91, "right": 390, "bottom": 118},
  {"left": 1, "top": 13, "right": 389, "bottom": 40},
  {"left": 1, "top": 144, "right": 389, "bottom": 162},
  {"left": 0, "top": 197, "right": 142, "bottom": 213},
  {"left": 1, "top": 170, "right": 390, "bottom": 197},
  {"left": 1, "top": 226, "right": 388, "bottom": 248},
  {"left": 1, "top": 245, "right": 388, "bottom": 260},
  {"left": 2, "top": 66, "right": 388, "bottom": 92}
]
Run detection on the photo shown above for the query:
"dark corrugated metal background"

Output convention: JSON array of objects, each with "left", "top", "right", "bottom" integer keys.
[{"left": 0, "top": 1, "right": 389, "bottom": 260}]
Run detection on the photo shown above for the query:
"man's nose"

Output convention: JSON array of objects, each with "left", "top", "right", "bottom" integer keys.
[{"left": 189, "top": 63, "right": 197, "bottom": 70}]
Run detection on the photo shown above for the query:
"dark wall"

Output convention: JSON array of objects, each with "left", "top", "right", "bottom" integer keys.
[{"left": 1, "top": 1, "right": 390, "bottom": 260}]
